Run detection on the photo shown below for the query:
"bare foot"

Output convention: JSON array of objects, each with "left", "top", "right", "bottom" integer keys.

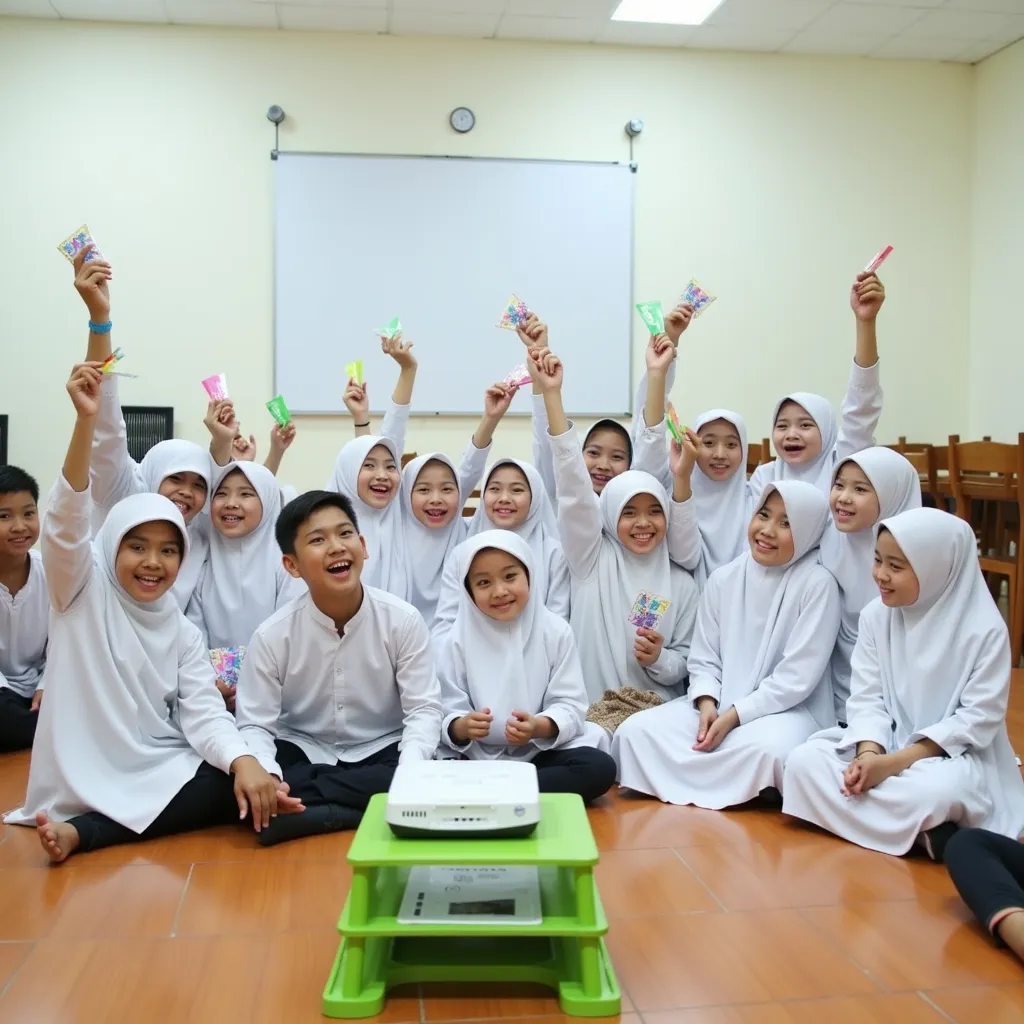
[{"left": 35, "top": 812, "right": 80, "bottom": 864}]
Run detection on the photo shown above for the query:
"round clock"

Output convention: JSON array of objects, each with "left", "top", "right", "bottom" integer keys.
[{"left": 449, "top": 107, "right": 475, "bottom": 134}]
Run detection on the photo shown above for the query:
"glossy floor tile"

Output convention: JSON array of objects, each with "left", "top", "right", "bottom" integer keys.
[{"left": 0, "top": 672, "right": 1022, "bottom": 1020}]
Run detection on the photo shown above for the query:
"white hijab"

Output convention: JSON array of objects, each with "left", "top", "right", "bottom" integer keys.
[
  {"left": 467, "top": 459, "right": 562, "bottom": 607},
  {"left": 327, "top": 435, "right": 407, "bottom": 596},
  {"left": 763, "top": 392, "right": 839, "bottom": 491},
  {"left": 400, "top": 452, "right": 470, "bottom": 626},
  {"left": 820, "top": 448, "right": 921, "bottom": 712},
  {"left": 444, "top": 531, "right": 564, "bottom": 756},
  {"left": 715, "top": 481, "right": 834, "bottom": 727},
  {"left": 198, "top": 462, "right": 293, "bottom": 648},
  {"left": 137, "top": 439, "right": 214, "bottom": 611},
  {"left": 8, "top": 494, "right": 208, "bottom": 831},
  {"left": 690, "top": 409, "right": 750, "bottom": 586},
  {"left": 572, "top": 470, "right": 696, "bottom": 702}
]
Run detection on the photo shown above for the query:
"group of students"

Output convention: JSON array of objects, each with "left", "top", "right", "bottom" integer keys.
[{"left": 2, "top": 245, "right": 1024, "bottom": 961}]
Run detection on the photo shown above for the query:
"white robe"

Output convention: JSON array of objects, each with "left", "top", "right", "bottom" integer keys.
[
  {"left": 438, "top": 530, "right": 589, "bottom": 761},
  {"left": 0, "top": 549, "right": 49, "bottom": 697},
  {"left": 188, "top": 462, "right": 305, "bottom": 649},
  {"left": 614, "top": 480, "right": 840, "bottom": 808},
  {"left": 783, "top": 507, "right": 1024, "bottom": 855},
  {"left": 747, "top": 360, "right": 883, "bottom": 499},
  {"left": 5, "top": 481, "right": 249, "bottom": 832},
  {"left": 548, "top": 427, "right": 700, "bottom": 703},
  {"left": 819, "top": 447, "right": 922, "bottom": 720}
]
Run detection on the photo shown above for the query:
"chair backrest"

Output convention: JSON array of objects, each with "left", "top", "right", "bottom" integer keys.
[
  {"left": 121, "top": 406, "right": 174, "bottom": 463},
  {"left": 463, "top": 488, "right": 481, "bottom": 518},
  {"left": 400, "top": 452, "right": 417, "bottom": 469},
  {"left": 900, "top": 446, "right": 938, "bottom": 499},
  {"left": 948, "top": 434, "right": 1023, "bottom": 518}
]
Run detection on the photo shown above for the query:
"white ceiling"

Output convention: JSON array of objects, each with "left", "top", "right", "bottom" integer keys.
[{"left": 2, "top": 0, "right": 1023, "bottom": 64}]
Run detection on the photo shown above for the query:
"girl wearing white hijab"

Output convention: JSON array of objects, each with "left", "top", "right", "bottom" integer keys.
[
  {"left": 439, "top": 530, "right": 616, "bottom": 802},
  {"left": 90, "top": 376, "right": 213, "bottom": 610},
  {"left": 820, "top": 447, "right": 921, "bottom": 721},
  {"left": 533, "top": 352, "right": 700, "bottom": 708},
  {"left": 783, "top": 508, "right": 1024, "bottom": 859},
  {"left": 747, "top": 272, "right": 886, "bottom": 500},
  {"left": 189, "top": 462, "right": 305, "bottom": 649},
  {"left": 614, "top": 481, "right": 840, "bottom": 808},
  {"left": 6, "top": 365, "right": 291, "bottom": 861}
]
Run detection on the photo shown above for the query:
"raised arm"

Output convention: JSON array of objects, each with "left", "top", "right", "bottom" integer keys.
[
  {"left": 666, "top": 428, "right": 702, "bottom": 571},
  {"left": 837, "top": 273, "right": 885, "bottom": 461},
  {"left": 469, "top": 381, "right": 515, "bottom": 464},
  {"left": 205, "top": 399, "right": 243, "bottom": 468},
  {"left": 234, "top": 631, "right": 287, "bottom": 778},
  {"left": 630, "top": 303, "right": 690, "bottom": 445},
  {"left": 394, "top": 610, "right": 444, "bottom": 763},
  {"left": 263, "top": 422, "right": 296, "bottom": 477},
  {"left": 632, "top": 336, "right": 675, "bottom": 491},
  {"left": 379, "top": 334, "right": 417, "bottom": 456}
]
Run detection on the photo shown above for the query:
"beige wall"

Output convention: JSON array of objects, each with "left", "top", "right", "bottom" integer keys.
[{"left": 0, "top": 17, "right": 976, "bottom": 492}]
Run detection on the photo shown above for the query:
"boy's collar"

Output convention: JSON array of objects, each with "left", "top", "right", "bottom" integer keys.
[{"left": 307, "top": 584, "right": 365, "bottom": 636}]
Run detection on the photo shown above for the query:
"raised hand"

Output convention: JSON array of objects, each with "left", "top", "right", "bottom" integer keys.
[
  {"left": 484, "top": 382, "right": 516, "bottom": 419},
  {"left": 343, "top": 380, "right": 369, "bottom": 422},
  {"left": 204, "top": 399, "right": 238, "bottom": 446},
  {"left": 850, "top": 272, "right": 885, "bottom": 322},
  {"left": 232, "top": 432, "right": 257, "bottom": 462},
  {"left": 664, "top": 303, "right": 693, "bottom": 346},
  {"left": 382, "top": 333, "right": 417, "bottom": 369},
  {"left": 73, "top": 244, "right": 112, "bottom": 322},
  {"left": 66, "top": 362, "right": 103, "bottom": 418},
  {"left": 527, "top": 347, "right": 563, "bottom": 393},
  {"left": 515, "top": 314, "right": 548, "bottom": 351},
  {"left": 669, "top": 428, "right": 700, "bottom": 479},
  {"left": 270, "top": 422, "right": 297, "bottom": 455},
  {"left": 645, "top": 334, "right": 676, "bottom": 374}
]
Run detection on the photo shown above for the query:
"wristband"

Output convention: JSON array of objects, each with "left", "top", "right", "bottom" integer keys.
[
  {"left": 88, "top": 320, "right": 113, "bottom": 334},
  {"left": 354, "top": 421, "right": 371, "bottom": 428}
]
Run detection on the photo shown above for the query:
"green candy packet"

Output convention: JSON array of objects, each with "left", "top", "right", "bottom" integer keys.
[
  {"left": 636, "top": 300, "right": 665, "bottom": 336},
  {"left": 375, "top": 315, "right": 402, "bottom": 340},
  {"left": 266, "top": 395, "right": 291, "bottom": 427}
]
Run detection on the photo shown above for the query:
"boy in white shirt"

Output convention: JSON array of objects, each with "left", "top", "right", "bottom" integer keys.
[
  {"left": 0, "top": 466, "right": 48, "bottom": 751},
  {"left": 235, "top": 489, "right": 443, "bottom": 845}
]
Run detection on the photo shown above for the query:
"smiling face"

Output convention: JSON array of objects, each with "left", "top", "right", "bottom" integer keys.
[
  {"left": 773, "top": 400, "right": 823, "bottom": 466},
  {"left": 157, "top": 471, "right": 208, "bottom": 525},
  {"left": 283, "top": 503, "right": 366, "bottom": 599},
  {"left": 748, "top": 490, "right": 796, "bottom": 567},
  {"left": 484, "top": 465, "right": 532, "bottom": 529},
  {"left": 830, "top": 461, "right": 881, "bottom": 533},
  {"left": 615, "top": 491, "right": 666, "bottom": 555},
  {"left": 211, "top": 469, "right": 263, "bottom": 538},
  {"left": 873, "top": 528, "right": 920, "bottom": 607},
  {"left": 114, "top": 521, "right": 183, "bottom": 602},
  {"left": 696, "top": 418, "right": 744, "bottom": 481},
  {"left": 583, "top": 425, "right": 631, "bottom": 494},
  {"left": 0, "top": 490, "right": 39, "bottom": 561},
  {"left": 357, "top": 444, "right": 400, "bottom": 510},
  {"left": 411, "top": 460, "right": 459, "bottom": 529},
  {"left": 466, "top": 547, "right": 530, "bottom": 622}
]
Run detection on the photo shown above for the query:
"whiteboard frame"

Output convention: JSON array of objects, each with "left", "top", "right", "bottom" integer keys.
[{"left": 272, "top": 150, "right": 636, "bottom": 418}]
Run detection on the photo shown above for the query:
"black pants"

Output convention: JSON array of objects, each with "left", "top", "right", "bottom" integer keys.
[
  {"left": 945, "top": 827, "right": 1024, "bottom": 944},
  {"left": 68, "top": 762, "right": 238, "bottom": 853},
  {"left": 532, "top": 747, "right": 617, "bottom": 804},
  {"left": 0, "top": 688, "right": 37, "bottom": 753}
]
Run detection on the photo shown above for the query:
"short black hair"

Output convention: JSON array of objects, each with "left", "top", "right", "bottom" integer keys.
[
  {"left": 584, "top": 420, "right": 633, "bottom": 463},
  {"left": 0, "top": 465, "right": 39, "bottom": 504},
  {"left": 275, "top": 490, "right": 359, "bottom": 556}
]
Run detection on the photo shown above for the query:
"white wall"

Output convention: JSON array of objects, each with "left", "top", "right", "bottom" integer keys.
[
  {"left": 970, "top": 36, "right": 1024, "bottom": 443},
  {"left": 0, "top": 17, "right": 974, "bottom": 493}
]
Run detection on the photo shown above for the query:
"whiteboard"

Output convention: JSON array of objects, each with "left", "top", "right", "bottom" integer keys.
[{"left": 274, "top": 153, "right": 634, "bottom": 416}]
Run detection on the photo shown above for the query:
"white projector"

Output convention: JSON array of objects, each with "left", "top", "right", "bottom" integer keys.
[{"left": 386, "top": 760, "right": 540, "bottom": 838}]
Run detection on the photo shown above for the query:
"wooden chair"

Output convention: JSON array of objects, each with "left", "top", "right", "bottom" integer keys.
[
  {"left": 400, "top": 452, "right": 417, "bottom": 468},
  {"left": 462, "top": 489, "right": 481, "bottom": 518},
  {"left": 948, "top": 434, "right": 1024, "bottom": 666},
  {"left": 895, "top": 438, "right": 950, "bottom": 507},
  {"left": 900, "top": 445, "right": 938, "bottom": 503}
]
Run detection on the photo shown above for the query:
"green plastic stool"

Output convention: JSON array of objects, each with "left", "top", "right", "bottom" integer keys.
[{"left": 322, "top": 792, "right": 620, "bottom": 1018}]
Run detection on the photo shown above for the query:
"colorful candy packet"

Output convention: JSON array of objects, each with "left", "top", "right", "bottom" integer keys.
[
  {"left": 863, "top": 245, "right": 893, "bottom": 274},
  {"left": 57, "top": 223, "right": 102, "bottom": 264},
  {"left": 665, "top": 402, "right": 685, "bottom": 445},
  {"left": 635, "top": 300, "right": 665, "bottom": 336},
  {"left": 266, "top": 395, "right": 291, "bottom": 427},
  {"left": 503, "top": 364, "right": 532, "bottom": 388},
  {"left": 209, "top": 646, "right": 246, "bottom": 690},
  {"left": 628, "top": 591, "right": 673, "bottom": 631},
  {"left": 497, "top": 294, "right": 531, "bottom": 331},
  {"left": 375, "top": 316, "right": 402, "bottom": 340},
  {"left": 681, "top": 278, "right": 716, "bottom": 318},
  {"left": 201, "top": 373, "right": 228, "bottom": 402},
  {"left": 345, "top": 360, "right": 364, "bottom": 385},
  {"left": 99, "top": 348, "right": 124, "bottom": 374}
]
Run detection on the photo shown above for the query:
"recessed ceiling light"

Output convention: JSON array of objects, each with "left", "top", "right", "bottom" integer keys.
[{"left": 611, "top": 0, "right": 725, "bottom": 26}]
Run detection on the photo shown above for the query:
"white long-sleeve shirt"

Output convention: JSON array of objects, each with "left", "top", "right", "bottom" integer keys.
[{"left": 0, "top": 549, "right": 48, "bottom": 697}]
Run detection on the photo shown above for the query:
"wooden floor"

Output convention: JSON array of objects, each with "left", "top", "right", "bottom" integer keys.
[{"left": 0, "top": 676, "right": 1022, "bottom": 1023}]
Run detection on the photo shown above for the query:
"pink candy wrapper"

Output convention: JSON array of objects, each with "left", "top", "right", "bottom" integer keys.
[
  {"left": 863, "top": 245, "right": 893, "bottom": 274},
  {"left": 497, "top": 294, "right": 531, "bottom": 331},
  {"left": 681, "top": 279, "right": 716, "bottom": 318},
  {"left": 210, "top": 646, "right": 246, "bottom": 690},
  {"left": 201, "top": 373, "right": 228, "bottom": 402},
  {"left": 503, "top": 364, "right": 532, "bottom": 388},
  {"left": 628, "top": 590, "right": 672, "bottom": 631}
]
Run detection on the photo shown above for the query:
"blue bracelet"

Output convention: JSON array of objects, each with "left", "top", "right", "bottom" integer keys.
[{"left": 88, "top": 320, "right": 112, "bottom": 334}]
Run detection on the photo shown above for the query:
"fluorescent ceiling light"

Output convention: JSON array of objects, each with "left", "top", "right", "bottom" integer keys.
[{"left": 611, "top": 0, "right": 725, "bottom": 26}]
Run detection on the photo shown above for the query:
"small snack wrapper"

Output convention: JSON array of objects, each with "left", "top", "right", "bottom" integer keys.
[
  {"left": 665, "top": 401, "right": 684, "bottom": 445},
  {"left": 99, "top": 347, "right": 125, "bottom": 374},
  {"left": 863, "top": 245, "right": 893, "bottom": 275},
  {"left": 266, "top": 395, "right": 291, "bottom": 427},
  {"left": 635, "top": 300, "right": 665, "bottom": 336},
  {"left": 345, "top": 360, "right": 364, "bottom": 385},
  {"left": 375, "top": 316, "right": 402, "bottom": 340},
  {"left": 628, "top": 591, "right": 673, "bottom": 632},
  {"left": 201, "top": 373, "right": 228, "bottom": 402},
  {"left": 497, "top": 294, "right": 531, "bottom": 331},
  {"left": 57, "top": 223, "right": 102, "bottom": 264},
  {"left": 210, "top": 646, "right": 246, "bottom": 690},
  {"left": 503, "top": 363, "right": 532, "bottom": 388},
  {"left": 681, "top": 278, "right": 716, "bottom": 318}
]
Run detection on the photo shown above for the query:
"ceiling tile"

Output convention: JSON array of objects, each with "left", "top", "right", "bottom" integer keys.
[
  {"left": 846, "top": 0, "right": 944, "bottom": 7},
  {"left": 389, "top": 9, "right": 500, "bottom": 37},
  {"left": 277, "top": 3, "right": 386, "bottom": 31},
  {"left": 781, "top": 28, "right": 892, "bottom": 53},
  {"left": 166, "top": 0, "right": 278, "bottom": 27},
  {"left": 944, "top": 0, "right": 1024, "bottom": 13},
  {"left": 496, "top": 14, "right": 603, "bottom": 41},
  {"left": 595, "top": 19, "right": 694, "bottom": 45},
  {"left": 903, "top": 7, "right": 1021, "bottom": 37},
  {"left": 803, "top": 2, "right": 926, "bottom": 33},
  {"left": 505, "top": 0, "right": 618, "bottom": 15},
  {"left": 707, "top": 0, "right": 831, "bottom": 32},
  {"left": 254, "top": 0, "right": 386, "bottom": 7},
  {"left": 50, "top": 0, "right": 168, "bottom": 22},
  {"left": 685, "top": 22, "right": 799, "bottom": 50},
  {"left": 0, "top": 0, "right": 58, "bottom": 15},
  {"left": 390, "top": 0, "right": 505, "bottom": 11},
  {"left": 870, "top": 33, "right": 978, "bottom": 58}
]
